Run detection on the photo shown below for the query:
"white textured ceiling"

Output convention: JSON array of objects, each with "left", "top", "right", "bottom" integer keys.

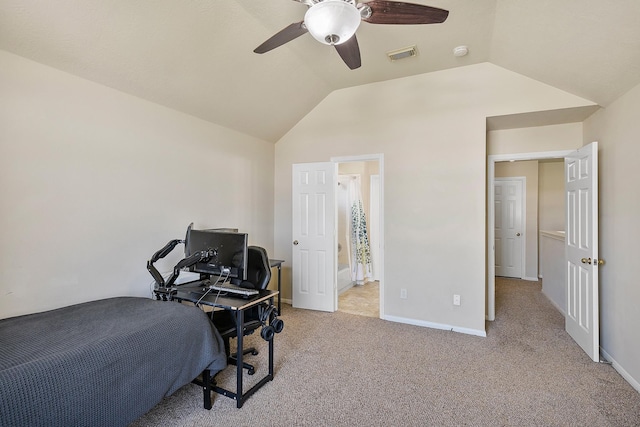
[{"left": 1, "top": 0, "right": 639, "bottom": 142}]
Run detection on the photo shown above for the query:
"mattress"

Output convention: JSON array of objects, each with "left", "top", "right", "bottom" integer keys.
[{"left": 0, "top": 297, "right": 227, "bottom": 427}]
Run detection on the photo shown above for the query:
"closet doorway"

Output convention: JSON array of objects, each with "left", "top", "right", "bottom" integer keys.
[{"left": 334, "top": 158, "right": 382, "bottom": 318}]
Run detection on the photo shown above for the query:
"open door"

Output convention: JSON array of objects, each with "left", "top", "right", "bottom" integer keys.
[
  {"left": 565, "top": 142, "right": 600, "bottom": 362},
  {"left": 292, "top": 162, "right": 336, "bottom": 312}
]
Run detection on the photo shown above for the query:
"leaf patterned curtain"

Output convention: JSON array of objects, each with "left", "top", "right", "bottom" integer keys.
[{"left": 348, "top": 176, "right": 372, "bottom": 285}]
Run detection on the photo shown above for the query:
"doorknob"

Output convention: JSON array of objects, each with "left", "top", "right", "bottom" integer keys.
[
  {"left": 581, "top": 258, "right": 592, "bottom": 264},
  {"left": 293, "top": 240, "right": 299, "bottom": 246},
  {"left": 594, "top": 258, "right": 605, "bottom": 265},
  {"left": 516, "top": 233, "right": 521, "bottom": 236}
]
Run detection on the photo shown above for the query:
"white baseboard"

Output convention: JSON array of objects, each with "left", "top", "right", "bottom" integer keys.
[
  {"left": 523, "top": 276, "right": 539, "bottom": 282},
  {"left": 383, "top": 314, "right": 487, "bottom": 337},
  {"left": 280, "top": 297, "right": 292, "bottom": 306},
  {"left": 600, "top": 348, "right": 640, "bottom": 394},
  {"left": 283, "top": 299, "right": 483, "bottom": 337},
  {"left": 541, "top": 289, "right": 566, "bottom": 316}
]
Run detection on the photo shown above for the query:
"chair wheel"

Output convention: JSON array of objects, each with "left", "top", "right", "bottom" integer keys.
[
  {"left": 251, "top": 349, "right": 259, "bottom": 356},
  {"left": 248, "top": 368, "right": 255, "bottom": 375}
]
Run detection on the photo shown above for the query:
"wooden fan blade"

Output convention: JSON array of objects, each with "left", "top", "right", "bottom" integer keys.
[
  {"left": 335, "top": 35, "right": 362, "bottom": 70},
  {"left": 254, "top": 21, "right": 308, "bottom": 54},
  {"left": 363, "top": 1, "right": 449, "bottom": 25}
]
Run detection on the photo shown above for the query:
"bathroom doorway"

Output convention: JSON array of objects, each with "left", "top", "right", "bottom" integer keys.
[{"left": 336, "top": 160, "right": 380, "bottom": 318}]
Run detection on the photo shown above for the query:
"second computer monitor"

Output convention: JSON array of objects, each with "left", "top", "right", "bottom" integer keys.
[{"left": 185, "top": 228, "right": 248, "bottom": 281}]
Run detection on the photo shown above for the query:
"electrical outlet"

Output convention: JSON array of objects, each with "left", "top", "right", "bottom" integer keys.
[
  {"left": 400, "top": 288, "right": 407, "bottom": 299},
  {"left": 453, "top": 294, "right": 461, "bottom": 306}
]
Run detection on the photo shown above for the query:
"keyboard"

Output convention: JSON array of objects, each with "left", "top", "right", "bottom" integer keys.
[{"left": 208, "top": 282, "right": 259, "bottom": 297}]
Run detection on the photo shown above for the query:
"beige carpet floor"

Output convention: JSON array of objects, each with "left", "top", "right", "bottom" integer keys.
[{"left": 131, "top": 277, "right": 640, "bottom": 426}]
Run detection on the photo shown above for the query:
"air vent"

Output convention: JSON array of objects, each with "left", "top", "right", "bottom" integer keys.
[{"left": 387, "top": 45, "right": 418, "bottom": 62}]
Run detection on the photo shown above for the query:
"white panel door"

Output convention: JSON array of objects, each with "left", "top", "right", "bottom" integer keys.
[
  {"left": 494, "top": 178, "right": 523, "bottom": 278},
  {"left": 369, "top": 175, "right": 380, "bottom": 281},
  {"left": 565, "top": 142, "right": 599, "bottom": 362},
  {"left": 292, "top": 162, "right": 336, "bottom": 312}
]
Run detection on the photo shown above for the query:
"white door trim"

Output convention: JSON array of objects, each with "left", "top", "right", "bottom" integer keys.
[
  {"left": 487, "top": 150, "right": 574, "bottom": 321},
  {"left": 494, "top": 177, "right": 526, "bottom": 280},
  {"left": 331, "top": 153, "right": 384, "bottom": 318},
  {"left": 370, "top": 174, "right": 381, "bottom": 282}
]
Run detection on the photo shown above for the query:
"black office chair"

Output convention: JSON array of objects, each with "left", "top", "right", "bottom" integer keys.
[{"left": 211, "top": 246, "right": 283, "bottom": 375}]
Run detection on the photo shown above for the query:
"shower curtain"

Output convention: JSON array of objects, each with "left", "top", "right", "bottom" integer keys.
[{"left": 346, "top": 176, "right": 372, "bottom": 285}]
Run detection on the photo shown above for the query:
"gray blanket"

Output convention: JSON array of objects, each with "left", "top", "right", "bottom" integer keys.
[{"left": 0, "top": 297, "right": 227, "bottom": 427}]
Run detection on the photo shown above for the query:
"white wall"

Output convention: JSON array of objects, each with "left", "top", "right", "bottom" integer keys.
[
  {"left": 583, "top": 82, "right": 640, "bottom": 391},
  {"left": 274, "top": 63, "right": 595, "bottom": 335},
  {"left": 487, "top": 123, "right": 583, "bottom": 155},
  {"left": 539, "top": 232, "right": 566, "bottom": 313},
  {"left": 538, "top": 160, "right": 565, "bottom": 232},
  {"left": 0, "top": 50, "right": 274, "bottom": 319}
]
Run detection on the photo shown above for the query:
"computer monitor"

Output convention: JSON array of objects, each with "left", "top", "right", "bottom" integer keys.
[{"left": 185, "top": 227, "right": 248, "bottom": 280}]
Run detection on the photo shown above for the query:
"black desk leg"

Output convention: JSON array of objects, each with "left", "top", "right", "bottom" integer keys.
[
  {"left": 268, "top": 295, "right": 275, "bottom": 378},
  {"left": 202, "top": 369, "right": 212, "bottom": 410},
  {"left": 235, "top": 309, "right": 245, "bottom": 409},
  {"left": 269, "top": 321, "right": 274, "bottom": 378},
  {"left": 277, "top": 264, "right": 282, "bottom": 313}
]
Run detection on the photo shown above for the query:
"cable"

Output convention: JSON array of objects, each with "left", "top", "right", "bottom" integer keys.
[
  {"left": 195, "top": 287, "right": 213, "bottom": 306},
  {"left": 197, "top": 270, "right": 232, "bottom": 307},
  {"left": 149, "top": 279, "right": 156, "bottom": 299}
]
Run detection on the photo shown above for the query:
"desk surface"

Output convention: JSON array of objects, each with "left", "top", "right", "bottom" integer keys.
[{"left": 175, "top": 284, "right": 278, "bottom": 310}]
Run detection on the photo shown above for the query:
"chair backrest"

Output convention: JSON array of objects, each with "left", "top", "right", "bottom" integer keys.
[{"left": 240, "top": 246, "right": 271, "bottom": 290}]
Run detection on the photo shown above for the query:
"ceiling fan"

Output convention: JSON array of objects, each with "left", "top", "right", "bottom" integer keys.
[{"left": 253, "top": 0, "right": 449, "bottom": 70}]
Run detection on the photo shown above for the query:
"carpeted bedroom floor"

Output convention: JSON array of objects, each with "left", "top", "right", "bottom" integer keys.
[{"left": 131, "top": 277, "right": 640, "bottom": 426}]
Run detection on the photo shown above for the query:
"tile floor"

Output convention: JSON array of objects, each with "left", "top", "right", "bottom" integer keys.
[{"left": 337, "top": 281, "right": 379, "bottom": 318}]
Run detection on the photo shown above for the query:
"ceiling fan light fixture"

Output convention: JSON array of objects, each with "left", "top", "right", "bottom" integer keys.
[{"left": 304, "top": 0, "right": 361, "bottom": 46}]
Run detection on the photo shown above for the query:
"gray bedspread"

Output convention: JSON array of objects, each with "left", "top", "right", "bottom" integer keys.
[{"left": 0, "top": 297, "right": 227, "bottom": 427}]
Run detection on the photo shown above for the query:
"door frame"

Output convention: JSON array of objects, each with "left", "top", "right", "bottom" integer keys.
[
  {"left": 487, "top": 150, "right": 573, "bottom": 321},
  {"left": 369, "top": 174, "right": 381, "bottom": 281},
  {"left": 494, "top": 176, "right": 526, "bottom": 279},
  {"left": 331, "top": 153, "right": 384, "bottom": 318}
]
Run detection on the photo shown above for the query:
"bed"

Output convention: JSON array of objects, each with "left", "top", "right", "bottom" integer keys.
[{"left": 0, "top": 296, "right": 227, "bottom": 427}]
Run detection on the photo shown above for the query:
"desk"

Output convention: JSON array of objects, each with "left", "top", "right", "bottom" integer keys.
[
  {"left": 269, "top": 259, "right": 284, "bottom": 313},
  {"left": 173, "top": 284, "right": 278, "bottom": 409}
]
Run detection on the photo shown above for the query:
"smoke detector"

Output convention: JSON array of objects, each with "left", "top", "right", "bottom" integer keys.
[
  {"left": 387, "top": 45, "right": 418, "bottom": 61},
  {"left": 453, "top": 45, "right": 469, "bottom": 57}
]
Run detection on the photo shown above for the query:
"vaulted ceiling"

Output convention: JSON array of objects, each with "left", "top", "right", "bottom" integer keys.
[{"left": 1, "top": 0, "right": 639, "bottom": 142}]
